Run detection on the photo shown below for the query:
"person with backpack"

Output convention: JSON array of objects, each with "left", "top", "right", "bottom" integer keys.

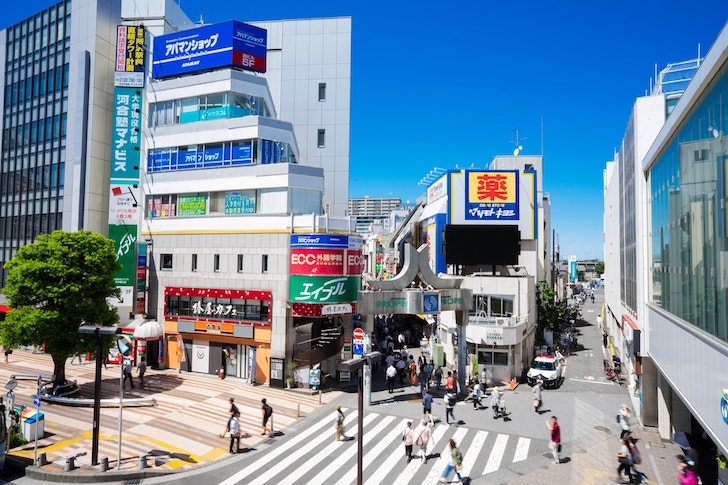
[
  {"left": 261, "top": 398, "right": 273, "bottom": 435},
  {"left": 628, "top": 438, "right": 647, "bottom": 483},
  {"left": 616, "top": 437, "right": 635, "bottom": 483},
  {"left": 617, "top": 404, "right": 632, "bottom": 438},
  {"left": 676, "top": 454, "right": 698, "bottom": 485}
]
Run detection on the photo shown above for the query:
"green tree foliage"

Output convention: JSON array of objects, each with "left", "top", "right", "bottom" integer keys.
[
  {"left": 1, "top": 230, "right": 120, "bottom": 387},
  {"left": 536, "top": 280, "right": 564, "bottom": 336},
  {"left": 594, "top": 261, "right": 604, "bottom": 275}
]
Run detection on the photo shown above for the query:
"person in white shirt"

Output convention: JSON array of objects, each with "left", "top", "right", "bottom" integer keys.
[{"left": 413, "top": 419, "right": 434, "bottom": 464}]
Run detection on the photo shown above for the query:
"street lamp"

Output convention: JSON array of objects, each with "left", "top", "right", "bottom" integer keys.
[
  {"left": 77, "top": 324, "right": 121, "bottom": 466},
  {"left": 338, "top": 351, "right": 382, "bottom": 485}
]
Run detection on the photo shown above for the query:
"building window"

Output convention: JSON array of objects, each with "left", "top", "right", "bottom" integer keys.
[
  {"left": 317, "top": 129, "right": 325, "bottom": 148},
  {"left": 318, "top": 83, "right": 326, "bottom": 101},
  {"left": 161, "top": 254, "right": 173, "bottom": 270},
  {"left": 214, "top": 254, "right": 220, "bottom": 272},
  {"left": 237, "top": 254, "right": 244, "bottom": 272},
  {"left": 262, "top": 254, "right": 268, "bottom": 273},
  {"left": 191, "top": 254, "right": 197, "bottom": 272}
]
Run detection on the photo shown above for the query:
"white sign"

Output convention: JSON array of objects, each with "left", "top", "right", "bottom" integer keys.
[
  {"left": 108, "top": 185, "right": 141, "bottom": 224},
  {"left": 321, "top": 303, "right": 352, "bottom": 316},
  {"left": 108, "top": 286, "right": 134, "bottom": 308},
  {"left": 485, "top": 327, "right": 504, "bottom": 343},
  {"left": 114, "top": 71, "right": 145, "bottom": 88}
]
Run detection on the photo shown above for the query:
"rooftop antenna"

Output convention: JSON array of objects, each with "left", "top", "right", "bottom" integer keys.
[{"left": 511, "top": 128, "right": 526, "bottom": 156}]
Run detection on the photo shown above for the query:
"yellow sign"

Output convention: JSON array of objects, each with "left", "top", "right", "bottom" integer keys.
[{"left": 467, "top": 171, "right": 517, "bottom": 204}]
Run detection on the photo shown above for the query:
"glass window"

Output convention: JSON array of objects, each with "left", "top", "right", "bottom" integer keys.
[
  {"left": 317, "top": 129, "right": 325, "bottom": 148},
  {"left": 262, "top": 254, "right": 268, "bottom": 273},
  {"left": 237, "top": 254, "right": 244, "bottom": 272},
  {"left": 191, "top": 254, "right": 197, "bottom": 272},
  {"left": 318, "top": 82, "right": 326, "bottom": 101},
  {"left": 161, "top": 254, "right": 173, "bottom": 270},
  {"left": 214, "top": 254, "right": 220, "bottom": 272}
]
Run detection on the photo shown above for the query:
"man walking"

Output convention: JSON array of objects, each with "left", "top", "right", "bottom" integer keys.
[
  {"left": 228, "top": 412, "right": 241, "bottom": 454},
  {"left": 386, "top": 362, "right": 397, "bottom": 393},
  {"left": 444, "top": 392, "right": 456, "bottom": 425},
  {"left": 261, "top": 398, "right": 273, "bottom": 435},
  {"left": 546, "top": 415, "right": 561, "bottom": 464},
  {"left": 334, "top": 405, "right": 348, "bottom": 441},
  {"left": 422, "top": 389, "right": 434, "bottom": 424},
  {"left": 123, "top": 360, "right": 134, "bottom": 389},
  {"left": 221, "top": 397, "right": 240, "bottom": 437},
  {"left": 137, "top": 357, "right": 147, "bottom": 386},
  {"left": 445, "top": 371, "right": 455, "bottom": 394},
  {"left": 532, "top": 380, "right": 543, "bottom": 413}
]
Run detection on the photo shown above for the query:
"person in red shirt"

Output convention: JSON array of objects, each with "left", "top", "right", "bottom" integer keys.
[
  {"left": 445, "top": 371, "right": 455, "bottom": 393},
  {"left": 546, "top": 416, "right": 561, "bottom": 464}
]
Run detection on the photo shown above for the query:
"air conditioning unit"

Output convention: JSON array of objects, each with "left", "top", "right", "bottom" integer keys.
[{"left": 495, "top": 318, "right": 508, "bottom": 326}]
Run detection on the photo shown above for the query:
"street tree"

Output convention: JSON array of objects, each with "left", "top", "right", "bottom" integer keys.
[
  {"left": 1, "top": 230, "right": 120, "bottom": 388},
  {"left": 594, "top": 261, "right": 604, "bottom": 275},
  {"left": 536, "top": 280, "right": 564, "bottom": 340}
]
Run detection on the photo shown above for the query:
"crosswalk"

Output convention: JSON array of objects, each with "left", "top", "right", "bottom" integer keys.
[{"left": 220, "top": 409, "right": 543, "bottom": 485}]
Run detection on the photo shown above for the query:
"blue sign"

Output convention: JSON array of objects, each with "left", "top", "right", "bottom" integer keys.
[
  {"left": 722, "top": 392, "right": 728, "bottom": 425},
  {"left": 353, "top": 343, "right": 364, "bottom": 355},
  {"left": 33, "top": 395, "right": 40, "bottom": 407},
  {"left": 152, "top": 21, "right": 267, "bottom": 78},
  {"left": 290, "top": 234, "right": 363, "bottom": 250},
  {"left": 423, "top": 293, "right": 439, "bottom": 313}
]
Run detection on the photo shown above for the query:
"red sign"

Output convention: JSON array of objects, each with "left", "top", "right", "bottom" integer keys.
[
  {"left": 346, "top": 250, "right": 365, "bottom": 275},
  {"left": 290, "top": 249, "right": 345, "bottom": 275},
  {"left": 353, "top": 328, "right": 365, "bottom": 340}
]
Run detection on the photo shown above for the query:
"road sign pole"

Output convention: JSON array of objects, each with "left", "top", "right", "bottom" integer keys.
[{"left": 34, "top": 376, "right": 41, "bottom": 464}]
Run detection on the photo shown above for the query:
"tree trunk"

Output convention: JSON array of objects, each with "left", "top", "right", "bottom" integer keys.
[{"left": 51, "top": 353, "right": 67, "bottom": 387}]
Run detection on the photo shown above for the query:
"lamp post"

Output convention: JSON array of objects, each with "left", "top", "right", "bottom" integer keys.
[
  {"left": 338, "top": 351, "right": 381, "bottom": 485},
  {"left": 78, "top": 324, "right": 121, "bottom": 466}
]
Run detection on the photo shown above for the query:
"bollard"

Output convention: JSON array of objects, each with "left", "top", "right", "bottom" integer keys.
[
  {"left": 297, "top": 402, "right": 300, "bottom": 418},
  {"left": 63, "top": 457, "right": 75, "bottom": 472},
  {"left": 318, "top": 390, "right": 322, "bottom": 405},
  {"left": 100, "top": 456, "right": 109, "bottom": 472},
  {"left": 138, "top": 454, "right": 147, "bottom": 469},
  {"left": 38, "top": 452, "right": 47, "bottom": 466}
]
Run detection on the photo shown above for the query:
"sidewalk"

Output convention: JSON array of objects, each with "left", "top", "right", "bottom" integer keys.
[{"left": 0, "top": 349, "right": 336, "bottom": 482}]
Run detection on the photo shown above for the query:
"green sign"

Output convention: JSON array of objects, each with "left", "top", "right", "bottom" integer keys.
[
  {"left": 178, "top": 195, "right": 207, "bottom": 216},
  {"left": 109, "top": 224, "right": 137, "bottom": 287},
  {"left": 289, "top": 275, "right": 360, "bottom": 303}
]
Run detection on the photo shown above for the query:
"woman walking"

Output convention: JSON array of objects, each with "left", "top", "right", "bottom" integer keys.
[
  {"left": 413, "top": 419, "right": 434, "bottom": 464},
  {"left": 402, "top": 421, "right": 414, "bottom": 462},
  {"left": 439, "top": 439, "right": 463, "bottom": 483}
]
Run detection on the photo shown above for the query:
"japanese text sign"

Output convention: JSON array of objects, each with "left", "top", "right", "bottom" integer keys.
[{"left": 465, "top": 170, "right": 519, "bottom": 221}]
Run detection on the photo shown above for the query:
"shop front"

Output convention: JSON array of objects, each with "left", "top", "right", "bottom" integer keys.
[{"left": 162, "top": 287, "right": 272, "bottom": 383}]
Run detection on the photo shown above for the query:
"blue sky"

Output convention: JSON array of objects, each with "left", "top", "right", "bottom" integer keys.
[{"left": 4, "top": 2, "right": 728, "bottom": 260}]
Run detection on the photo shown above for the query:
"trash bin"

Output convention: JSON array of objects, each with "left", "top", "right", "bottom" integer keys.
[{"left": 21, "top": 411, "right": 45, "bottom": 441}]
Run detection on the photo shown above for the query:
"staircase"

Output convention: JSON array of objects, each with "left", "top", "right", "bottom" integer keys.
[{"left": 292, "top": 320, "right": 344, "bottom": 366}]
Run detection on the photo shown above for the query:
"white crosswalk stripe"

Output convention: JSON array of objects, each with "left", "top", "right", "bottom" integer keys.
[{"left": 225, "top": 409, "right": 539, "bottom": 485}]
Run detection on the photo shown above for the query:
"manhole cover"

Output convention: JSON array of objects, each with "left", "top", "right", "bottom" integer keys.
[{"left": 594, "top": 426, "right": 611, "bottom": 432}]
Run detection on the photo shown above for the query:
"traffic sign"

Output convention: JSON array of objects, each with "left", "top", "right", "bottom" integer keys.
[
  {"left": 33, "top": 395, "right": 41, "bottom": 407},
  {"left": 353, "top": 328, "right": 365, "bottom": 340},
  {"left": 353, "top": 343, "right": 364, "bottom": 355},
  {"left": 5, "top": 378, "right": 18, "bottom": 391}
]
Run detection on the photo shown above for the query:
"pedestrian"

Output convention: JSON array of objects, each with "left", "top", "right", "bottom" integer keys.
[
  {"left": 334, "top": 404, "right": 348, "bottom": 441},
  {"left": 413, "top": 419, "right": 434, "bottom": 464},
  {"left": 491, "top": 386, "right": 503, "bottom": 419},
  {"left": 470, "top": 380, "right": 482, "bottom": 409},
  {"left": 445, "top": 371, "right": 455, "bottom": 394},
  {"left": 396, "top": 357, "right": 407, "bottom": 384},
  {"left": 402, "top": 421, "right": 414, "bottom": 462},
  {"left": 123, "top": 361, "right": 134, "bottom": 389},
  {"left": 228, "top": 412, "right": 241, "bottom": 454},
  {"left": 532, "top": 380, "right": 543, "bottom": 413},
  {"left": 617, "top": 404, "right": 632, "bottom": 438},
  {"left": 418, "top": 365, "right": 429, "bottom": 394},
  {"left": 444, "top": 392, "right": 456, "bottom": 425},
  {"left": 221, "top": 397, "right": 240, "bottom": 437},
  {"left": 616, "top": 437, "right": 634, "bottom": 483},
  {"left": 137, "top": 357, "right": 147, "bottom": 386},
  {"left": 409, "top": 357, "right": 417, "bottom": 385},
  {"left": 261, "top": 398, "right": 273, "bottom": 435},
  {"left": 418, "top": 353, "right": 426, "bottom": 368},
  {"left": 676, "top": 454, "right": 698, "bottom": 485},
  {"left": 439, "top": 439, "right": 463, "bottom": 483},
  {"left": 433, "top": 365, "right": 443, "bottom": 389},
  {"left": 3, "top": 346, "right": 12, "bottom": 363},
  {"left": 70, "top": 352, "right": 83, "bottom": 365},
  {"left": 397, "top": 332, "right": 405, "bottom": 349},
  {"left": 386, "top": 362, "right": 397, "bottom": 393},
  {"left": 603, "top": 330, "right": 609, "bottom": 348},
  {"left": 422, "top": 390, "right": 434, "bottom": 424},
  {"left": 546, "top": 415, "right": 561, "bottom": 464}
]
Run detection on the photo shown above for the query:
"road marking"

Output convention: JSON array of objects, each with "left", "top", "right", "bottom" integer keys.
[
  {"left": 459, "top": 430, "right": 488, "bottom": 478},
  {"left": 482, "top": 433, "right": 508, "bottom": 474},
  {"left": 569, "top": 377, "right": 614, "bottom": 386},
  {"left": 422, "top": 427, "right": 468, "bottom": 484},
  {"left": 218, "top": 409, "right": 359, "bottom": 485},
  {"left": 513, "top": 437, "right": 531, "bottom": 462}
]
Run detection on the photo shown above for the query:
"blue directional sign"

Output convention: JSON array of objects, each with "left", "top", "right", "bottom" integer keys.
[
  {"left": 33, "top": 395, "right": 40, "bottom": 407},
  {"left": 353, "top": 343, "right": 364, "bottom": 355}
]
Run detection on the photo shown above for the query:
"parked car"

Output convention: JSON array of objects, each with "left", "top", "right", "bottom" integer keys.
[{"left": 526, "top": 354, "right": 563, "bottom": 388}]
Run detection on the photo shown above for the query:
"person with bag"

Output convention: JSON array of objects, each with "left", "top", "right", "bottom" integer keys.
[
  {"left": 413, "top": 419, "right": 434, "bottom": 464},
  {"left": 439, "top": 439, "right": 463, "bottom": 483},
  {"left": 616, "top": 437, "right": 635, "bottom": 483},
  {"left": 227, "top": 412, "right": 241, "bottom": 453},
  {"left": 532, "top": 380, "right": 543, "bottom": 413},
  {"left": 546, "top": 415, "right": 561, "bottom": 464},
  {"left": 334, "top": 404, "right": 348, "bottom": 441},
  {"left": 402, "top": 421, "right": 414, "bottom": 462},
  {"left": 617, "top": 404, "right": 632, "bottom": 438},
  {"left": 444, "top": 392, "right": 456, "bottom": 425}
]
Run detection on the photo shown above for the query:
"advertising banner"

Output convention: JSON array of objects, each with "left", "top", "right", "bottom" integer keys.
[
  {"left": 465, "top": 170, "right": 519, "bottom": 221},
  {"left": 152, "top": 21, "right": 267, "bottom": 78},
  {"left": 108, "top": 185, "right": 141, "bottom": 224},
  {"left": 177, "top": 195, "right": 207, "bottom": 216},
  {"left": 109, "top": 224, "right": 137, "bottom": 287},
  {"left": 116, "top": 25, "right": 145, "bottom": 73},
  {"left": 290, "top": 234, "right": 363, "bottom": 250},
  {"left": 110, "top": 87, "right": 143, "bottom": 185},
  {"left": 290, "top": 249, "right": 345, "bottom": 275},
  {"left": 289, "top": 275, "right": 361, "bottom": 303},
  {"left": 346, "top": 249, "right": 365, "bottom": 275},
  {"left": 224, "top": 192, "right": 256, "bottom": 214}
]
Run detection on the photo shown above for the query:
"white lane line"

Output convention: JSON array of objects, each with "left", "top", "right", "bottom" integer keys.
[
  {"left": 219, "top": 409, "right": 361, "bottom": 485},
  {"left": 248, "top": 412, "right": 379, "bottom": 485},
  {"left": 569, "top": 377, "right": 614, "bottom": 386},
  {"left": 422, "top": 427, "right": 468, "bottom": 485},
  {"left": 512, "top": 437, "right": 531, "bottom": 462},
  {"left": 336, "top": 417, "right": 408, "bottom": 485},
  {"left": 310, "top": 414, "right": 396, "bottom": 485},
  {"left": 482, "top": 433, "right": 509, "bottom": 474},
  {"left": 459, "top": 430, "right": 488, "bottom": 478}
]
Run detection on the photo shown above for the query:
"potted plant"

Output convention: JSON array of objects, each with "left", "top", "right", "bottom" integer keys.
[{"left": 285, "top": 360, "right": 297, "bottom": 389}]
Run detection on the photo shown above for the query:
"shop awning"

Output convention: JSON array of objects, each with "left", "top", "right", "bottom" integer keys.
[{"left": 132, "top": 320, "right": 164, "bottom": 341}]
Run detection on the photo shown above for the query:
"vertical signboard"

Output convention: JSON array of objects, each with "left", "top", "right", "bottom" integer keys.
[
  {"left": 115, "top": 25, "right": 145, "bottom": 87},
  {"left": 109, "top": 224, "right": 137, "bottom": 287},
  {"left": 110, "top": 88, "right": 143, "bottom": 185}
]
